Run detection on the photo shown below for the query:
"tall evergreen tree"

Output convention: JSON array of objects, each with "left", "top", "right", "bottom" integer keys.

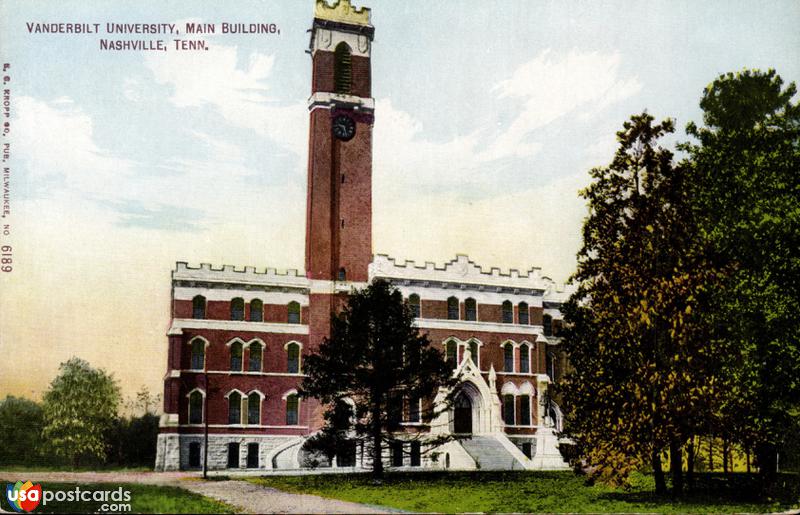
[
  {"left": 682, "top": 69, "right": 800, "bottom": 488},
  {"left": 559, "top": 113, "right": 722, "bottom": 494},
  {"left": 301, "top": 279, "right": 461, "bottom": 480}
]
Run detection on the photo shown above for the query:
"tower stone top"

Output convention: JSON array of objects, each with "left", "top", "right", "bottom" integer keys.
[{"left": 315, "top": 0, "right": 371, "bottom": 27}]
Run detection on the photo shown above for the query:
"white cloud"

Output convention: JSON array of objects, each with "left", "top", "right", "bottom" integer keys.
[
  {"left": 14, "top": 96, "right": 303, "bottom": 232},
  {"left": 143, "top": 44, "right": 307, "bottom": 160},
  {"left": 486, "top": 49, "right": 642, "bottom": 160},
  {"left": 374, "top": 49, "right": 640, "bottom": 193},
  {"left": 15, "top": 96, "right": 136, "bottom": 197}
]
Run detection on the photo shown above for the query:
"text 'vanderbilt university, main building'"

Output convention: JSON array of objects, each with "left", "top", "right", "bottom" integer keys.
[{"left": 155, "top": 0, "right": 572, "bottom": 472}]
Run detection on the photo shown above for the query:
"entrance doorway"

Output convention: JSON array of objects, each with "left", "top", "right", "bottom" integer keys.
[{"left": 453, "top": 392, "right": 472, "bottom": 434}]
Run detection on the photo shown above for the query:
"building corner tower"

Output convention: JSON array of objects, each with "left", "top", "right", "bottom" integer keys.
[{"left": 305, "top": 0, "right": 374, "bottom": 345}]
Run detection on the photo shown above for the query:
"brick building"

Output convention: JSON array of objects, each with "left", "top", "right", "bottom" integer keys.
[{"left": 155, "top": 0, "right": 572, "bottom": 472}]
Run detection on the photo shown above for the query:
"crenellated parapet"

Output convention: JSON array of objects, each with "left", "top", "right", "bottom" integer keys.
[
  {"left": 173, "top": 262, "right": 309, "bottom": 291},
  {"left": 314, "top": 0, "right": 371, "bottom": 27},
  {"left": 370, "top": 254, "right": 553, "bottom": 293}
]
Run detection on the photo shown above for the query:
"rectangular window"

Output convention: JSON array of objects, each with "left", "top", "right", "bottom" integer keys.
[
  {"left": 410, "top": 441, "right": 421, "bottom": 466},
  {"left": 408, "top": 398, "right": 421, "bottom": 423},
  {"left": 227, "top": 442, "right": 240, "bottom": 468},
  {"left": 189, "top": 442, "right": 201, "bottom": 468},
  {"left": 246, "top": 443, "right": 259, "bottom": 468},
  {"left": 391, "top": 441, "right": 404, "bottom": 467}
]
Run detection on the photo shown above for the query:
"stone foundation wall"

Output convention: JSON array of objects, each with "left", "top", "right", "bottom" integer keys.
[{"left": 155, "top": 433, "right": 299, "bottom": 471}]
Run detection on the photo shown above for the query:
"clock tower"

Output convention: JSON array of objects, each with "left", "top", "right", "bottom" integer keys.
[{"left": 305, "top": 0, "right": 374, "bottom": 344}]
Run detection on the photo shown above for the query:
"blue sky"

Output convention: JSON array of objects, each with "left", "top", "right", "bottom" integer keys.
[{"left": 1, "top": 0, "right": 798, "bottom": 398}]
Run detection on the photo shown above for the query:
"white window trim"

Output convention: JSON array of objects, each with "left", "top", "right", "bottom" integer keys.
[
  {"left": 186, "top": 388, "right": 205, "bottom": 424},
  {"left": 188, "top": 336, "right": 209, "bottom": 371},
  {"left": 284, "top": 341, "right": 303, "bottom": 374}
]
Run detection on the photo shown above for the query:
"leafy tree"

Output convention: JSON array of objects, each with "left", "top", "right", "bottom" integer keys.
[
  {"left": 0, "top": 396, "right": 45, "bottom": 466},
  {"left": 107, "top": 386, "right": 161, "bottom": 468},
  {"left": 42, "top": 357, "right": 121, "bottom": 467},
  {"left": 559, "top": 113, "right": 723, "bottom": 494},
  {"left": 682, "top": 69, "right": 800, "bottom": 489},
  {"left": 301, "top": 279, "right": 461, "bottom": 480}
]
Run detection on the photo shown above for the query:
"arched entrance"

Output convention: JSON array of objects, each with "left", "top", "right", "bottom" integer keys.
[{"left": 453, "top": 392, "right": 472, "bottom": 434}]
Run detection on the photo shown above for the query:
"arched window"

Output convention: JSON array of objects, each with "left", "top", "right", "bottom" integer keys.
[
  {"left": 188, "top": 390, "right": 203, "bottom": 424},
  {"left": 192, "top": 295, "right": 206, "bottom": 319},
  {"left": 191, "top": 339, "right": 205, "bottom": 370},
  {"left": 520, "top": 344, "right": 530, "bottom": 374},
  {"left": 228, "top": 392, "right": 242, "bottom": 425},
  {"left": 286, "top": 394, "right": 299, "bottom": 425},
  {"left": 287, "top": 301, "right": 301, "bottom": 324},
  {"left": 503, "top": 394, "right": 515, "bottom": 425},
  {"left": 287, "top": 342, "right": 300, "bottom": 374},
  {"left": 447, "top": 297, "right": 459, "bottom": 320},
  {"left": 231, "top": 297, "right": 244, "bottom": 321},
  {"left": 503, "top": 343, "right": 514, "bottom": 372},
  {"left": 334, "top": 42, "right": 352, "bottom": 95},
  {"left": 248, "top": 343, "right": 262, "bottom": 372},
  {"left": 408, "top": 294, "right": 420, "bottom": 318},
  {"left": 247, "top": 394, "right": 260, "bottom": 425},
  {"left": 337, "top": 267, "right": 347, "bottom": 281},
  {"left": 249, "top": 299, "right": 263, "bottom": 322},
  {"left": 519, "top": 395, "right": 531, "bottom": 425},
  {"left": 502, "top": 300, "right": 513, "bottom": 324},
  {"left": 464, "top": 298, "right": 477, "bottom": 321},
  {"left": 518, "top": 302, "right": 529, "bottom": 325},
  {"left": 445, "top": 340, "right": 457, "bottom": 366},
  {"left": 230, "top": 341, "right": 243, "bottom": 371},
  {"left": 468, "top": 340, "right": 479, "bottom": 366},
  {"left": 543, "top": 314, "right": 553, "bottom": 336}
]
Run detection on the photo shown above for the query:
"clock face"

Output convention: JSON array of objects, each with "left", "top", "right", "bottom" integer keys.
[{"left": 332, "top": 115, "right": 356, "bottom": 141}]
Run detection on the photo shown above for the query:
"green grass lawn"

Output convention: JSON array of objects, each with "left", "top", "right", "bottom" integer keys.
[
  {"left": 0, "top": 482, "right": 238, "bottom": 514},
  {"left": 247, "top": 470, "right": 800, "bottom": 514}
]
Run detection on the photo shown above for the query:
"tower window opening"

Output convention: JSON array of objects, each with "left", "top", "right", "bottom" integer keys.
[{"left": 334, "top": 42, "right": 352, "bottom": 94}]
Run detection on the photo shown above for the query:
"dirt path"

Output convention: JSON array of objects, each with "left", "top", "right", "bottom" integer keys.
[{"left": 0, "top": 471, "right": 401, "bottom": 514}]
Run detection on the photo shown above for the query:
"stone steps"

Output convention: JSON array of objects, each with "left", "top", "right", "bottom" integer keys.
[{"left": 459, "top": 435, "right": 526, "bottom": 470}]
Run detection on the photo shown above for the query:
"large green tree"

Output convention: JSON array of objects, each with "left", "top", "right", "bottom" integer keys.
[
  {"left": 682, "top": 69, "right": 800, "bottom": 487},
  {"left": 559, "top": 113, "right": 722, "bottom": 494},
  {"left": 0, "top": 396, "right": 45, "bottom": 466},
  {"left": 42, "top": 357, "right": 121, "bottom": 467},
  {"left": 301, "top": 279, "right": 461, "bottom": 480}
]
